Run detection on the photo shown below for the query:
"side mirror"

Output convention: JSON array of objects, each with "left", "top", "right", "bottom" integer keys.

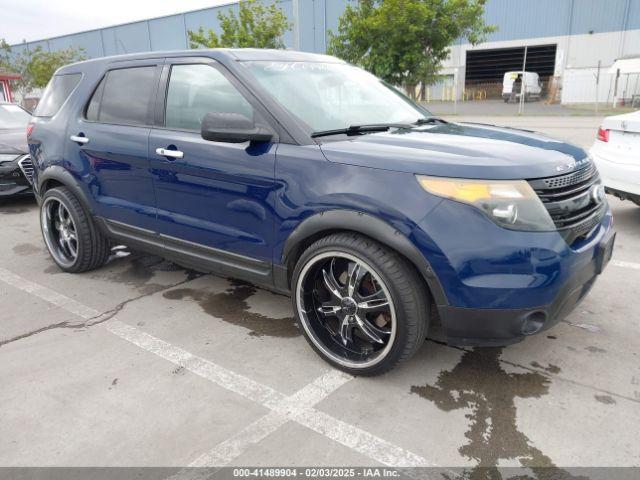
[{"left": 201, "top": 112, "right": 273, "bottom": 144}]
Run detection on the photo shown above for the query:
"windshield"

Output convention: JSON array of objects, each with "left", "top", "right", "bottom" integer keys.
[
  {"left": 0, "top": 104, "right": 30, "bottom": 129},
  {"left": 243, "top": 61, "right": 430, "bottom": 133}
]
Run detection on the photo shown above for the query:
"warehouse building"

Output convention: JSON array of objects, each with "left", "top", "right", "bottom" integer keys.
[{"left": 9, "top": 0, "right": 640, "bottom": 104}]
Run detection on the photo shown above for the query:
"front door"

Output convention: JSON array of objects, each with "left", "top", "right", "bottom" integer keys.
[
  {"left": 148, "top": 59, "right": 277, "bottom": 282},
  {"left": 65, "top": 61, "right": 162, "bottom": 231}
]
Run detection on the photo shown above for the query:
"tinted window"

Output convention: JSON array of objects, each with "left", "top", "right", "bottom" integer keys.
[
  {"left": 165, "top": 64, "right": 253, "bottom": 131},
  {"left": 34, "top": 73, "right": 81, "bottom": 117},
  {"left": 96, "top": 67, "right": 156, "bottom": 126},
  {"left": 85, "top": 77, "right": 105, "bottom": 121}
]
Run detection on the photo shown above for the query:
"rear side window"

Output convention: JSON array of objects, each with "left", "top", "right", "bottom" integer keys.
[
  {"left": 34, "top": 73, "right": 81, "bottom": 117},
  {"left": 86, "top": 67, "right": 156, "bottom": 126}
]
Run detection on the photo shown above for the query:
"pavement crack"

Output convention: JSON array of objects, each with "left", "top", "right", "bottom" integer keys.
[
  {"left": 89, "top": 273, "right": 205, "bottom": 323},
  {"left": 0, "top": 320, "right": 83, "bottom": 348},
  {"left": 0, "top": 273, "right": 204, "bottom": 349}
]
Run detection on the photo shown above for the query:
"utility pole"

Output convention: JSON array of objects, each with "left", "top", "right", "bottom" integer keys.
[
  {"left": 454, "top": 68, "right": 458, "bottom": 115},
  {"left": 595, "top": 60, "right": 601, "bottom": 114},
  {"left": 292, "top": 0, "right": 300, "bottom": 50},
  {"left": 518, "top": 45, "right": 528, "bottom": 115}
]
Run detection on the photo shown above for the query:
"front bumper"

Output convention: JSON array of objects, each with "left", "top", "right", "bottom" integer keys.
[
  {"left": 0, "top": 162, "right": 32, "bottom": 197},
  {"left": 414, "top": 198, "right": 615, "bottom": 346}
]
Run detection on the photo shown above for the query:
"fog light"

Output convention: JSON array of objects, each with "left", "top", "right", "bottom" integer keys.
[{"left": 521, "top": 311, "right": 547, "bottom": 335}]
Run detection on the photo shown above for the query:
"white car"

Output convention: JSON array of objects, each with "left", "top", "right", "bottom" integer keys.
[{"left": 590, "top": 110, "right": 640, "bottom": 207}]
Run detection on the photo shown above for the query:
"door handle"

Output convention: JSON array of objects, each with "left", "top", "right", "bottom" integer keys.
[
  {"left": 70, "top": 135, "right": 89, "bottom": 144},
  {"left": 155, "top": 148, "right": 184, "bottom": 159}
]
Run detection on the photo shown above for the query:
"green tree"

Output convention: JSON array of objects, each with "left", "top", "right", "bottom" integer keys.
[
  {"left": 328, "top": 0, "right": 496, "bottom": 97},
  {"left": 188, "top": 0, "right": 292, "bottom": 49},
  {"left": 0, "top": 39, "right": 85, "bottom": 99}
]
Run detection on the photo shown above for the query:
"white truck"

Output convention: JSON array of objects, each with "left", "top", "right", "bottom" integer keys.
[{"left": 502, "top": 71, "right": 542, "bottom": 102}]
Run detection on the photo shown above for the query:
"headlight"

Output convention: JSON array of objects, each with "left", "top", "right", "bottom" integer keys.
[
  {"left": 0, "top": 154, "right": 19, "bottom": 164},
  {"left": 416, "top": 175, "right": 555, "bottom": 231}
]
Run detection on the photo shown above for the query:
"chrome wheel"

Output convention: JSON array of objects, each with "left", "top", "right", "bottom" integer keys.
[
  {"left": 296, "top": 252, "right": 397, "bottom": 369},
  {"left": 41, "top": 197, "right": 78, "bottom": 268}
]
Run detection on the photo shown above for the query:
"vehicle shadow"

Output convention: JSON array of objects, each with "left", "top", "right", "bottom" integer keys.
[{"left": 0, "top": 195, "right": 37, "bottom": 215}]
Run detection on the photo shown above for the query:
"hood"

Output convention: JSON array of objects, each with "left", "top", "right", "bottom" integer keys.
[
  {"left": 0, "top": 128, "right": 29, "bottom": 155},
  {"left": 319, "top": 122, "right": 588, "bottom": 180}
]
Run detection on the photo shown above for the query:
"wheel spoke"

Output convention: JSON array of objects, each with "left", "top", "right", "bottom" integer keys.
[
  {"left": 317, "top": 301, "right": 341, "bottom": 318},
  {"left": 67, "top": 238, "right": 78, "bottom": 257},
  {"left": 354, "top": 314, "right": 385, "bottom": 344},
  {"left": 57, "top": 234, "right": 67, "bottom": 253},
  {"left": 322, "top": 260, "right": 343, "bottom": 300},
  {"left": 347, "top": 262, "right": 367, "bottom": 297},
  {"left": 339, "top": 317, "right": 354, "bottom": 346},
  {"left": 57, "top": 203, "right": 66, "bottom": 226},
  {"left": 357, "top": 290, "right": 389, "bottom": 313}
]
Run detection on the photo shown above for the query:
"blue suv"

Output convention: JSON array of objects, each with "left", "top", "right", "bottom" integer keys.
[{"left": 28, "top": 49, "right": 615, "bottom": 375}]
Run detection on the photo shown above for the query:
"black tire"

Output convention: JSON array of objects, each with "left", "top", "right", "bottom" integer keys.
[
  {"left": 291, "top": 232, "right": 429, "bottom": 376},
  {"left": 40, "top": 186, "right": 110, "bottom": 273}
]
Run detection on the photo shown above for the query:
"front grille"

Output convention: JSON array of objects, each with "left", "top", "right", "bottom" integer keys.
[
  {"left": 17, "top": 155, "right": 35, "bottom": 185},
  {"left": 529, "top": 163, "right": 606, "bottom": 245}
]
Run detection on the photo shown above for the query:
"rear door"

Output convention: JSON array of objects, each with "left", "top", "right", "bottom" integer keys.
[
  {"left": 148, "top": 58, "right": 277, "bottom": 282},
  {"left": 65, "top": 60, "right": 162, "bottom": 231}
]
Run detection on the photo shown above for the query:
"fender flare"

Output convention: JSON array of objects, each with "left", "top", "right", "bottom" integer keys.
[
  {"left": 37, "top": 166, "right": 93, "bottom": 213},
  {"left": 279, "top": 210, "right": 448, "bottom": 306}
]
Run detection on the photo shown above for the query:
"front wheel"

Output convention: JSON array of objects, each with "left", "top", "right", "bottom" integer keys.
[{"left": 292, "top": 233, "right": 429, "bottom": 376}]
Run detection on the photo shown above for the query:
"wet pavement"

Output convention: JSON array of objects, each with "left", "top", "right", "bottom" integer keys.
[{"left": 0, "top": 118, "right": 639, "bottom": 476}]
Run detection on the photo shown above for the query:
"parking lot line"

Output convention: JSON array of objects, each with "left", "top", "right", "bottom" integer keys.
[
  {"left": 186, "top": 370, "right": 353, "bottom": 469},
  {"left": 0, "top": 267, "right": 99, "bottom": 319},
  {"left": 107, "top": 320, "right": 286, "bottom": 409},
  {"left": 0, "top": 267, "right": 435, "bottom": 468},
  {"left": 110, "top": 319, "right": 434, "bottom": 468}
]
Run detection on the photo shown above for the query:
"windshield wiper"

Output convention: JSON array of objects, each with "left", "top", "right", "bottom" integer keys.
[
  {"left": 311, "top": 123, "right": 413, "bottom": 138},
  {"left": 413, "top": 116, "right": 446, "bottom": 126}
]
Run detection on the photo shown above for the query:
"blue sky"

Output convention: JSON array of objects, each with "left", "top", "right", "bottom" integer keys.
[{"left": 1, "top": 0, "right": 233, "bottom": 44}]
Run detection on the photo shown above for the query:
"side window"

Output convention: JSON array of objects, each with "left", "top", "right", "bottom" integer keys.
[
  {"left": 89, "top": 66, "right": 157, "bottom": 126},
  {"left": 165, "top": 64, "right": 253, "bottom": 131},
  {"left": 34, "top": 73, "right": 81, "bottom": 117}
]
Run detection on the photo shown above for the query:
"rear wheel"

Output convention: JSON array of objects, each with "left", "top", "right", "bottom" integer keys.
[
  {"left": 292, "top": 233, "right": 429, "bottom": 376},
  {"left": 40, "top": 187, "right": 110, "bottom": 272}
]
